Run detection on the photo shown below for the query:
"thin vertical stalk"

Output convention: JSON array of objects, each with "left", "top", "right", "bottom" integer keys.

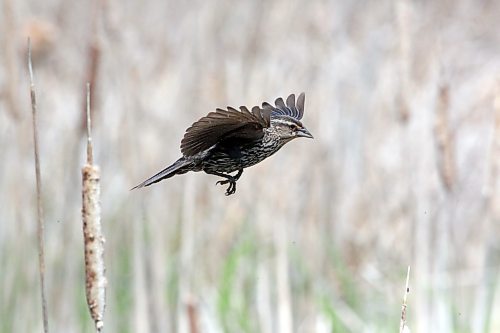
[
  {"left": 400, "top": 266, "right": 411, "bottom": 333},
  {"left": 28, "top": 38, "right": 49, "bottom": 333}
]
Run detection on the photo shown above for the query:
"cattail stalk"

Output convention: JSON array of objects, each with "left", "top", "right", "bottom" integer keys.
[
  {"left": 80, "top": 0, "right": 101, "bottom": 133},
  {"left": 82, "top": 82, "right": 106, "bottom": 332},
  {"left": 28, "top": 37, "right": 49, "bottom": 333},
  {"left": 399, "top": 266, "right": 411, "bottom": 333}
]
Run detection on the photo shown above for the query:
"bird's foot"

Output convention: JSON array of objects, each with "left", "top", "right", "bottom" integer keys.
[{"left": 216, "top": 178, "right": 236, "bottom": 196}]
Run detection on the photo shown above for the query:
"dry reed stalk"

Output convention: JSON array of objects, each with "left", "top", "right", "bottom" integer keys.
[
  {"left": 82, "top": 83, "right": 106, "bottom": 332},
  {"left": 80, "top": 0, "right": 101, "bottom": 133},
  {"left": 399, "top": 266, "right": 411, "bottom": 333},
  {"left": 434, "top": 84, "right": 455, "bottom": 191},
  {"left": 28, "top": 38, "right": 49, "bottom": 333}
]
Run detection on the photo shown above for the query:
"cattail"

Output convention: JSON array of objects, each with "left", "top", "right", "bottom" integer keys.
[{"left": 82, "top": 83, "right": 106, "bottom": 332}]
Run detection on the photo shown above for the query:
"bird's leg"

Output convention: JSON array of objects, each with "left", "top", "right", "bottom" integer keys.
[
  {"left": 214, "top": 173, "right": 236, "bottom": 196},
  {"left": 233, "top": 169, "right": 243, "bottom": 181},
  {"left": 209, "top": 169, "right": 243, "bottom": 196}
]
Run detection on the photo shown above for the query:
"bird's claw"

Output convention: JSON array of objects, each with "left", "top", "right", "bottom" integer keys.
[
  {"left": 225, "top": 182, "right": 236, "bottom": 196},
  {"left": 216, "top": 179, "right": 229, "bottom": 186},
  {"left": 216, "top": 178, "right": 236, "bottom": 195}
]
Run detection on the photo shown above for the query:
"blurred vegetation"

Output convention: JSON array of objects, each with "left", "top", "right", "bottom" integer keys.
[{"left": 1, "top": 0, "right": 500, "bottom": 332}]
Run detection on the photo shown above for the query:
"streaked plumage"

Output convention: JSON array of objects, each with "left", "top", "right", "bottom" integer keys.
[{"left": 132, "top": 93, "right": 313, "bottom": 195}]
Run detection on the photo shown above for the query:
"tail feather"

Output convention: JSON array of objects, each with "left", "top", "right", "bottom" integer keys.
[{"left": 131, "top": 157, "right": 191, "bottom": 190}]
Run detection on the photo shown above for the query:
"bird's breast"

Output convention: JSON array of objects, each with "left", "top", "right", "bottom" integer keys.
[{"left": 202, "top": 139, "right": 283, "bottom": 173}]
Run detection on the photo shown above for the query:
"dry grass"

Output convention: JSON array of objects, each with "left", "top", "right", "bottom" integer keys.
[
  {"left": 2, "top": 0, "right": 500, "bottom": 332},
  {"left": 27, "top": 37, "right": 49, "bottom": 333}
]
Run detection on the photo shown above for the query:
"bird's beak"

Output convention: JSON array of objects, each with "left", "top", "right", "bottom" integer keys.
[{"left": 297, "top": 127, "right": 314, "bottom": 139}]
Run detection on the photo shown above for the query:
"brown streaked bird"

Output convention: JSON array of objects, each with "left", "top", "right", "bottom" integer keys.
[{"left": 132, "top": 93, "right": 313, "bottom": 195}]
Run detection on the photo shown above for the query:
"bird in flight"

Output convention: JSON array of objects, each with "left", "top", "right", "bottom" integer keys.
[{"left": 132, "top": 93, "right": 313, "bottom": 195}]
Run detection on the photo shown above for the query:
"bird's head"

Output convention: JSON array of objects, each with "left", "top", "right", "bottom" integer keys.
[
  {"left": 270, "top": 115, "right": 313, "bottom": 141},
  {"left": 265, "top": 92, "right": 313, "bottom": 142}
]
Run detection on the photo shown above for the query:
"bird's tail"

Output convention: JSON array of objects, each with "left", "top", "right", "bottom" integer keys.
[{"left": 131, "top": 157, "right": 192, "bottom": 190}]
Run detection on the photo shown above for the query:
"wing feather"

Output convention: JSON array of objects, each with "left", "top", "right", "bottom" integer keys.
[
  {"left": 180, "top": 103, "right": 270, "bottom": 156},
  {"left": 179, "top": 93, "right": 304, "bottom": 156},
  {"left": 286, "top": 94, "right": 295, "bottom": 109},
  {"left": 269, "top": 93, "right": 305, "bottom": 120}
]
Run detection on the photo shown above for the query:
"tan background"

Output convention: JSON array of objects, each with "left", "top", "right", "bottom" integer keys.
[{"left": 1, "top": 0, "right": 500, "bottom": 332}]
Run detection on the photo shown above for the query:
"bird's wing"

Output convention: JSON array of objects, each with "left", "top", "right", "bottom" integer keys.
[
  {"left": 262, "top": 93, "right": 305, "bottom": 120},
  {"left": 180, "top": 105, "right": 271, "bottom": 156}
]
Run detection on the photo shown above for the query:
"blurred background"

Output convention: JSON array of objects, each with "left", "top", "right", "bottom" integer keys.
[{"left": 1, "top": 0, "right": 500, "bottom": 332}]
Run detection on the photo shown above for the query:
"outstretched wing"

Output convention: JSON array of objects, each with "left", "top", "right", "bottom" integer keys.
[
  {"left": 180, "top": 104, "right": 271, "bottom": 156},
  {"left": 262, "top": 93, "right": 305, "bottom": 120}
]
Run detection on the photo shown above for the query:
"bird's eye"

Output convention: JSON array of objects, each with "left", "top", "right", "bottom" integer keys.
[{"left": 290, "top": 124, "right": 298, "bottom": 131}]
